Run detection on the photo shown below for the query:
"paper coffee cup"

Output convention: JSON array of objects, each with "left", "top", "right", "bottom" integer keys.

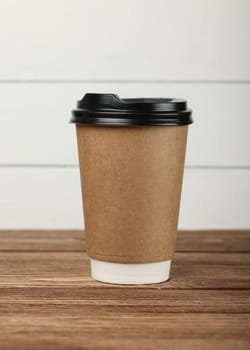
[{"left": 71, "top": 93, "right": 192, "bottom": 284}]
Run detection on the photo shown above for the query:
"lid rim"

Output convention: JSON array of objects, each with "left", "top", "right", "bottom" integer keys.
[
  {"left": 70, "top": 115, "right": 193, "bottom": 127},
  {"left": 71, "top": 93, "right": 193, "bottom": 126}
]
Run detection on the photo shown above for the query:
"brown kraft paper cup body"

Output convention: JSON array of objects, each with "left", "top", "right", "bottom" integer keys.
[{"left": 76, "top": 125, "right": 188, "bottom": 263}]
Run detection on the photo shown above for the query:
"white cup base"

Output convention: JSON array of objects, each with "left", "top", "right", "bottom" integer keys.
[{"left": 90, "top": 259, "right": 171, "bottom": 285}]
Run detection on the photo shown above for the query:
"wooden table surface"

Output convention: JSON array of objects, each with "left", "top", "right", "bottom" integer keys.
[{"left": 0, "top": 230, "right": 250, "bottom": 350}]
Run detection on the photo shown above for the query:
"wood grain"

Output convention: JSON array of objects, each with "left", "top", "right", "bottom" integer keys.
[
  {"left": 0, "top": 230, "right": 85, "bottom": 251},
  {"left": 0, "top": 230, "right": 249, "bottom": 349},
  {"left": 1, "top": 289, "right": 250, "bottom": 313},
  {"left": 1, "top": 230, "right": 249, "bottom": 252},
  {"left": 0, "top": 252, "right": 249, "bottom": 289}
]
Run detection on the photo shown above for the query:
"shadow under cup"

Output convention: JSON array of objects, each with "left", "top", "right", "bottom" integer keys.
[{"left": 71, "top": 93, "right": 193, "bottom": 284}]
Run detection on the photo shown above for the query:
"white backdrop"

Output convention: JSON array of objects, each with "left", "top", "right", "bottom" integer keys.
[{"left": 0, "top": 0, "right": 249, "bottom": 228}]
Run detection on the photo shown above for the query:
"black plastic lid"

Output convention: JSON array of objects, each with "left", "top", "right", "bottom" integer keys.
[{"left": 71, "top": 93, "right": 193, "bottom": 126}]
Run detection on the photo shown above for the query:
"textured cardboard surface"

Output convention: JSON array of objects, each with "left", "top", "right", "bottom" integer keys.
[{"left": 76, "top": 125, "right": 188, "bottom": 263}]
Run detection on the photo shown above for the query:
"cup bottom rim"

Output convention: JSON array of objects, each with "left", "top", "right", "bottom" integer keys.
[{"left": 90, "top": 258, "right": 171, "bottom": 285}]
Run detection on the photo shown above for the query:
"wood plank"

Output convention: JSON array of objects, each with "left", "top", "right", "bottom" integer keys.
[
  {"left": 0, "top": 313, "right": 249, "bottom": 348},
  {"left": 177, "top": 230, "right": 250, "bottom": 252},
  {"left": 0, "top": 252, "right": 249, "bottom": 289},
  {"left": 1, "top": 168, "right": 250, "bottom": 229},
  {"left": 0, "top": 230, "right": 249, "bottom": 252},
  {"left": 0, "top": 288, "right": 250, "bottom": 313},
  {"left": 0, "top": 337, "right": 248, "bottom": 350},
  {"left": 0, "top": 0, "right": 249, "bottom": 80},
  {"left": 0, "top": 230, "right": 85, "bottom": 251},
  {"left": 0, "top": 231, "right": 249, "bottom": 349},
  {"left": 1, "top": 83, "right": 250, "bottom": 167}
]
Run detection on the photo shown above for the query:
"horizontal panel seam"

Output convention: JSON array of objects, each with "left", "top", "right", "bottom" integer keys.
[
  {"left": 0, "top": 79, "right": 250, "bottom": 84},
  {"left": 0, "top": 164, "right": 250, "bottom": 170}
]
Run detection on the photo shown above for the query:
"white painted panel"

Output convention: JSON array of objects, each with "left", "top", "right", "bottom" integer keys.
[
  {"left": 0, "top": 167, "right": 83, "bottom": 229},
  {"left": 0, "top": 83, "right": 249, "bottom": 166},
  {"left": 0, "top": 0, "right": 249, "bottom": 80},
  {"left": 0, "top": 167, "right": 249, "bottom": 229},
  {"left": 180, "top": 169, "right": 250, "bottom": 229}
]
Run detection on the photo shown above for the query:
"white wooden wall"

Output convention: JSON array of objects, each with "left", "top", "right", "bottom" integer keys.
[{"left": 0, "top": 0, "right": 249, "bottom": 229}]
